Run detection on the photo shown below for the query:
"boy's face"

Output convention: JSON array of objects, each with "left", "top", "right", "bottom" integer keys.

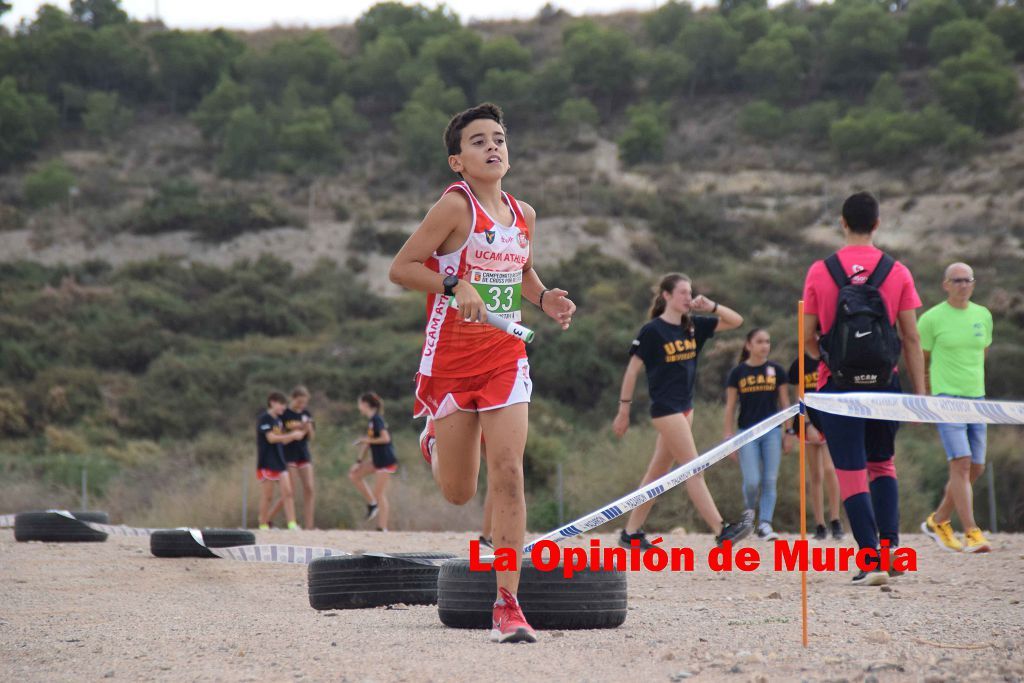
[
  {"left": 291, "top": 395, "right": 308, "bottom": 411},
  {"left": 449, "top": 119, "right": 508, "bottom": 180},
  {"left": 269, "top": 400, "right": 286, "bottom": 416}
]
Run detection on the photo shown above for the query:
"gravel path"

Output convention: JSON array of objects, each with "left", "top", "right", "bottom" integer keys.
[{"left": 2, "top": 529, "right": 1021, "bottom": 682}]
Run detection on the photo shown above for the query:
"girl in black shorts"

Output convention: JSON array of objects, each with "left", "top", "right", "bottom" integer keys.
[
  {"left": 612, "top": 273, "right": 752, "bottom": 549},
  {"left": 350, "top": 392, "right": 398, "bottom": 531}
]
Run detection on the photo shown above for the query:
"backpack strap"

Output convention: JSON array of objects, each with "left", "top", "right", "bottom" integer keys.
[
  {"left": 866, "top": 253, "right": 896, "bottom": 288},
  {"left": 823, "top": 253, "right": 849, "bottom": 289}
]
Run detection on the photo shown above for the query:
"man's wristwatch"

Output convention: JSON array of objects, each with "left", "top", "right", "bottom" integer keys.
[{"left": 442, "top": 274, "right": 459, "bottom": 297}]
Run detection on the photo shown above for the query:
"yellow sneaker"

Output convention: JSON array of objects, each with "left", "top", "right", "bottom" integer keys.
[
  {"left": 258, "top": 523, "right": 270, "bottom": 530},
  {"left": 921, "top": 513, "right": 962, "bottom": 552},
  {"left": 963, "top": 528, "right": 991, "bottom": 553}
]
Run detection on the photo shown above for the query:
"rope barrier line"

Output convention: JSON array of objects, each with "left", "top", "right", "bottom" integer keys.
[
  {"left": 803, "top": 393, "right": 1024, "bottom": 424},
  {"left": 523, "top": 405, "right": 800, "bottom": 553}
]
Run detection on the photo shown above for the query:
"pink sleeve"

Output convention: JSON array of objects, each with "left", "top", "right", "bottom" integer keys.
[
  {"left": 802, "top": 262, "right": 821, "bottom": 315},
  {"left": 897, "top": 264, "right": 922, "bottom": 311}
]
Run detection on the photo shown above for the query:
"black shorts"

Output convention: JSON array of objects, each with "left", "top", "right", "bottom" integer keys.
[
  {"left": 284, "top": 448, "right": 311, "bottom": 466},
  {"left": 650, "top": 401, "right": 694, "bottom": 419},
  {"left": 371, "top": 452, "right": 398, "bottom": 471}
]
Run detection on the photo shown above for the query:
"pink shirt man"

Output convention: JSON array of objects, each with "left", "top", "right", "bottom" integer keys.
[{"left": 803, "top": 245, "right": 922, "bottom": 389}]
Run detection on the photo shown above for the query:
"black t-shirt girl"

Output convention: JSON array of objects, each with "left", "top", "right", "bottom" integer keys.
[
  {"left": 367, "top": 414, "right": 398, "bottom": 469},
  {"left": 629, "top": 316, "right": 718, "bottom": 417},
  {"left": 726, "top": 361, "right": 787, "bottom": 429},
  {"left": 281, "top": 408, "right": 312, "bottom": 463},
  {"left": 256, "top": 412, "right": 286, "bottom": 471}
]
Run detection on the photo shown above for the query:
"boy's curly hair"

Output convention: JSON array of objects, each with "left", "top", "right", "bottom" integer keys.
[{"left": 444, "top": 103, "right": 505, "bottom": 156}]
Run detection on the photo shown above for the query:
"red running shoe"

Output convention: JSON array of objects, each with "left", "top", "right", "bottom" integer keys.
[
  {"left": 490, "top": 587, "right": 537, "bottom": 643},
  {"left": 419, "top": 417, "right": 436, "bottom": 465}
]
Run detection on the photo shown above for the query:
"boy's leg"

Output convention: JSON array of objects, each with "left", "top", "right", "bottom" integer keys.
[
  {"left": 348, "top": 460, "right": 376, "bottom": 504},
  {"left": 821, "top": 444, "right": 842, "bottom": 521},
  {"left": 623, "top": 434, "right": 675, "bottom": 534},
  {"left": 818, "top": 406, "right": 876, "bottom": 552},
  {"left": 866, "top": 418, "right": 899, "bottom": 547},
  {"left": 478, "top": 403, "right": 528, "bottom": 597},
  {"left": 372, "top": 471, "right": 393, "bottom": 530},
  {"left": 433, "top": 410, "right": 483, "bottom": 505}
]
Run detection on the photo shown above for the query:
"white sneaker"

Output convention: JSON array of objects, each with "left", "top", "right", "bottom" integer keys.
[{"left": 756, "top": 522, "right": 779, "bottom": 542}]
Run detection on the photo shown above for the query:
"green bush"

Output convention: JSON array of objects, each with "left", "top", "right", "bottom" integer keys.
[
  {"left": 82, "top": 91, "right": 133, "bottom": 140},
  {"left": 737, "top": 100, "right": 786, "bottom": 141},
  {"left": 23, "top": 160, "right": 75, "bottom": 209},
  {"left": 618, "top": 103, "right": 669, "bottom": 165},
  {"left": 830, "top": 105, "right": 981, "bottom": 164},
  {"left": 932, "top": 47, "right": 1021, "bottom": 133},
  {"left": 0, "top": 77, "right": 59, "bottom": 170}
]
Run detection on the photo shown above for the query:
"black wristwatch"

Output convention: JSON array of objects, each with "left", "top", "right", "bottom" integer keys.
[{"left": 442, "top": 274, "right": 459, "bottom": 297}]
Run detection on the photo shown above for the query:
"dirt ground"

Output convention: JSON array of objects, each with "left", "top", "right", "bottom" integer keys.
[{"left": 2, "top": 528, "right": 1022, "bottom": 682}]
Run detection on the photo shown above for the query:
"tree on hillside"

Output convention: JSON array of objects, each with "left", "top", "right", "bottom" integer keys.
[
  {"left": 0, "top": 77, "right": 58, "bottom": 170},
  {"left": 409, "top": 72, "right": 466, "bottom": 114},
  {"left": 82, "top": 91, "right": 132, "bottom": 140},
  {"left": 392, "top": 101, "right": 449, "bottom": 174},
  {"left": 355, "top": 2, "right": 459, "bottom": 52},
  {"left": 557, "top": 97, "right": 600, "bottom": 140},
  {"left": 738, "top": 30, "right": 810, "bottom": 102},
  {"left": 191, "top": 75, "right": 249, "bottom": 141},
  {"left": 728, "top": 4, "right": 773, "bottom": 45},
  {"left": 618, "top": 103, "right": 669, "bottom": 165},
  {"left": 824, "top": 4, "right": 904, "bottom": 92},
  {"left": 985, "top": 7, "right": 1024, "bottom": 61},
  {"left": 678, "top": 16, "right": 742, "bottom": 94},
  {"left": 349, "top": 33, "right": 412, "bottom": 113},
  {"left": 639, "top": 48, "right": 694, "bottom": 102},
  {"left": 217, "top": 105, "right": 273, "bottom": 178},
  {"left": 148, "top": 30, "right": 244, "bottom": 111},
  {"left": 928, "top": 19, "right": 1008, "bottom": 63},
  {"left": 906, "top": 0, "right": 964, "bottom": 47},
  {"left": 480, "top": 36, "right": 531, "bottom": 72},
  {"left": 70, "top": 0, "right": 128, "bottom": 29},
  {"left": 644, "top": 0, "right": 691, "bottom": 45},
  {"left": 419, "top": 29, "right": 484, "bottom": 98},
  {"left": 563, "top": 21, "right": 635, "bottom": 111},
  {"left": 866, "top": 73, "right": 904, "bottom": 112},
  {"left": 932, "top": 47, "right": 1021, "bottom": 134},
  {"left": 237, "top": 33, "right": 340, "bottom": 106},
  {"left": 23, "top": 160, "right": 75, "bottom": 208},
  {"left": 476, "top": 69, "right": 532, "bottom": 120}
]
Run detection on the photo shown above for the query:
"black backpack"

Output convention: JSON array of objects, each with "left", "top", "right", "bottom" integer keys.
[{"left": 819, "top": 252, "right": 902, "bottom": 389}]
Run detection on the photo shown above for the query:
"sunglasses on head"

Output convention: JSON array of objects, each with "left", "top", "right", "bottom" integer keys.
[{"left": 947, "top": 277, "right": 975, "bottom": 284}]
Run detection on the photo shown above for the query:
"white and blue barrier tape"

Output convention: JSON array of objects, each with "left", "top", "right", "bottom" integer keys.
[
  {"left": 0, "top": 514, "right": 14, "bottom": 528},
  {"left": 803, "top": 393, "right": 1024, "bottom": 424},
  {"left": 524, "top": 405, "right": 800, "bottom": 552}
]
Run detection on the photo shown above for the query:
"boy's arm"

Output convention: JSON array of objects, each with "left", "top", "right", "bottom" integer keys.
[
  {"left": 519, "top": 201, "right": 575, "bottom": 330},
  {"left": 897, "top": 309, "right": 926, "bottom": 395},
  {"left": 803, "top": 313, "right": 821, "bottom": 359},
  {"left": 389, "top": 193, "right": 486, "bottom": 322}
]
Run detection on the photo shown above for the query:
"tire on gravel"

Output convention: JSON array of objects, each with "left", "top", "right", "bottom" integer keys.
[
  {"left": 14, "top": 511, "right": 110, "bottom": 543},
  {"left": 308, "top": 552, "right": 457, "bottom": 610},
  {"left": 437, "top": 559, "right": 628, "bottom": 630},
  {"left": 150, "top": 529, "right": 256, "bottom": 558}
]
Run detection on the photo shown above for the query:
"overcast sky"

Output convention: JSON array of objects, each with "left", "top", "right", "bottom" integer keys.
[{"left": 2, "top": 0, "right": 670, "bottom": 30}]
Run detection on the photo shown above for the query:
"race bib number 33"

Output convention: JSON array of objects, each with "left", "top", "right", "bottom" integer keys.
[{"left": 452, "top": 269, "right": 522, "bottom": 321}]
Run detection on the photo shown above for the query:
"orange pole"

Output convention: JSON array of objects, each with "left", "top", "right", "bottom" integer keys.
[{"left": 798, "top": 300, "right": 808, "bottom": 647}]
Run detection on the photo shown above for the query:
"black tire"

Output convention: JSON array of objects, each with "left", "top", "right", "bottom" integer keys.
[
  {"left": 437, "top": 559, "right": 628, "bottom": 630},
  {"left": 13, "top": 511, "right": 110, "bottom": 543},
  {"left": 308, "top": 552, "right": 456, "bottom": 610},
  {"left": 150, "top": 529, "right": 256, "bottom": 558}
]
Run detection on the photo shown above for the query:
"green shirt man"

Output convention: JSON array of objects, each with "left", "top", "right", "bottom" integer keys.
[{"left": 919, "top": 301, "right": 992, "bottom": 397}]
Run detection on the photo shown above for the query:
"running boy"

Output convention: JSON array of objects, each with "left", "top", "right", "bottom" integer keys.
[
  {"left": 282, "top": 386, "right": 316, "bottom": 529},
  {"left": 349, "top": 392, "right": 398, "bottom": 532},
  {"left": 257, "top": 392, "right": 305, "bottom": 530},
  {"left": 389, "top": 103, "right": 576, "bottom": 644}
]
